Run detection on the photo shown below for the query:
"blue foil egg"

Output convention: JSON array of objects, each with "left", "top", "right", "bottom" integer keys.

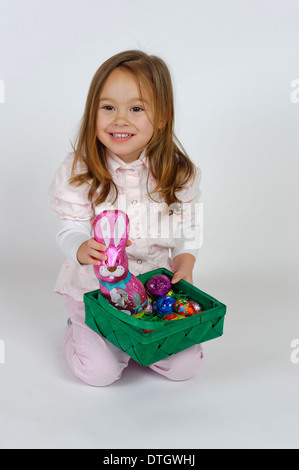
[{"left": 153, "top": 295, "right": 176, "bottom": 316}]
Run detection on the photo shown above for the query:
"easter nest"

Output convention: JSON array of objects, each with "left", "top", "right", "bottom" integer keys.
[{"left": 84, "top": 268, "right": 226, "bottom": 366}]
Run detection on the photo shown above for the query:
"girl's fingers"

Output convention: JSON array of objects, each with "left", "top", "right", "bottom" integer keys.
[
  {"left": 86, "top": 238, "right": 131, "bottom": 266},
  {"left": 171, "top": 272, "right": 182, "bottom": 284},
  {"left": 171, "top": 270, "right": 193, "bottom": 285},
  {"left": 90, "top": 238, "right": 130, "bottom": 250},
  {"left": 86, "top": 256, "right": 103, "bottom": 266},
  {"left": 89, "top": 248, "right": 107, "bottom": 261},
  {"left": 88, "top": 238, "right": 107, "bottom": 252}
]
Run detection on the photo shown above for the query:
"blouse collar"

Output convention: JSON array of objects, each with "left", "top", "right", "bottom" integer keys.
[{"left": 106, "top": 148, "right": 149, "bottom": 173}]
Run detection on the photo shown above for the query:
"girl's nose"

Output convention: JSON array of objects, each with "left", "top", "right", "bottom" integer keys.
[{"left": 114, "top": 111, "right": 129, "bottom": 126}]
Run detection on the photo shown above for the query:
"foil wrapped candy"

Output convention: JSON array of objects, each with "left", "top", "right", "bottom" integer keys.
[{"left": 93, "top": 210, "right": 148, "bottom": 317}]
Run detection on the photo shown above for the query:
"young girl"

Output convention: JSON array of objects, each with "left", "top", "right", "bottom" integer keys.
[{"left": 49, "top": 50, "right": 203, "bottom": 386}]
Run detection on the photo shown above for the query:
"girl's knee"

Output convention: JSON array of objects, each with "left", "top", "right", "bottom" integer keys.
[
  {"left": 81, "top": 356, "right": 127, "bottom": 386},
  {"left": 150, "top": 344, "right": 204, "bottom": 381},
  {"left": 63, "top": 326, "right": 130, "bottom": 386}
]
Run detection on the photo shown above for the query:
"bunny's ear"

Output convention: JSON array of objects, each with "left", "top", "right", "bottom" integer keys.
[
  {"left": 114, "top": 214, "right": 126, "bottom": 247},
  {"left": 99, "top": 216, "right": 111, "bottom": 247}
]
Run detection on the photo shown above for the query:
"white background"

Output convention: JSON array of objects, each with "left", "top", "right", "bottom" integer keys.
[{"left": 0, "top": 0, "right": 299, "bottom": 449}]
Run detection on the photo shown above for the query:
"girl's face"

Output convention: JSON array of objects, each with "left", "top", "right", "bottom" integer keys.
[{"left": 96, "top": 68, "right": 154, "bottom": 163}]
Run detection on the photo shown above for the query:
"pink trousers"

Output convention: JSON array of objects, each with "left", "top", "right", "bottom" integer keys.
[{"left": 62, "top": 295, "right": 204, "bottom": 386}]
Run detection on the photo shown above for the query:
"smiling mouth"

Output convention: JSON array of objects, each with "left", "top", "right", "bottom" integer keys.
[{"left": 109, "top": 133, "right": 134, "bottom": 141}]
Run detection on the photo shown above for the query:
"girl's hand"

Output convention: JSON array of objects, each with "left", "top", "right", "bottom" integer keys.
[
  {"left": 171, "top": 253, "right": 195, "bottom": 285},
  {"left": 77, "top": 238, "right": 132, "bottom": 266},
  {"left": 171, "top": 269, "right": 193, "bottom": 285},
  {"left": 77, "top": 238, "right": 108, "bottom": 266}
]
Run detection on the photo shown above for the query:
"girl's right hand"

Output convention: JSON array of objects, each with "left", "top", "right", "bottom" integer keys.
[
  {"left": 77, "top": 238, "right": 132, "bottom": 266},
  {"left": 77, "top": 239, "right": 108, "bottom": 266}
]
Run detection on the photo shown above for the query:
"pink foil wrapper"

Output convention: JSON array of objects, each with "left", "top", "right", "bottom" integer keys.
[{"left": 93, "top": 210, "right": 148, "bottom": 316}]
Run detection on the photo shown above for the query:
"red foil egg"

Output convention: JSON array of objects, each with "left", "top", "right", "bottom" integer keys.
[
  {"left": 164, "top": 313, "right": 185, "bottom": 321},
  {"left": 174, "top": 299, "right": 196, "bottom": 316}
]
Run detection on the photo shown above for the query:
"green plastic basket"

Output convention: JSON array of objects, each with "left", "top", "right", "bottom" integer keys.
[{"left": 84, "top": 268, "right": 226, "bottom": 366}]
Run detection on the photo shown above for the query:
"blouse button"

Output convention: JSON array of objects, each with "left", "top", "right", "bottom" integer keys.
[{"left": 137, "top": 259, "right": 142, "bottom": 264}]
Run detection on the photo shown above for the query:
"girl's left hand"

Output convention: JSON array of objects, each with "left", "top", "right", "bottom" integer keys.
[
  {"left": 171, "top": 270, "right": 193, "bottom": 285},
  {"left": 171, "top": 253, "right": 195, "bottom": 285}
]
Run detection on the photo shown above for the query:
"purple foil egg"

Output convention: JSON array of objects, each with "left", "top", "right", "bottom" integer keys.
[{"left": 146, "top": 274, "right": 172, "bottom": 298}]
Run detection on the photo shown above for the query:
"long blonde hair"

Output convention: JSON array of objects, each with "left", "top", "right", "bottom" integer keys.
[{"left": 70, "top": 50, "right": 196, "bottom": 206}]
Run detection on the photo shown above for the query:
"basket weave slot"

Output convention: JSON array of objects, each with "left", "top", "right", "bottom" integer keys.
[
  {"left": 134, "top": 342, "right": 169, "bottom": 366},
  {"left": 158, "top": 330, "right": 195, "bottom": 355}
]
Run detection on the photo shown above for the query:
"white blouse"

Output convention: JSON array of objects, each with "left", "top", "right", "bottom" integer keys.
[{"left": 49, "top": 149, "right": 202, "bottom": 301}]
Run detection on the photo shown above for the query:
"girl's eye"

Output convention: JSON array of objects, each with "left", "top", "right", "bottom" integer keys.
[
  {"left": 103, "top": 105, "right": 114, "bottom": 111},
  {"left": 131, "top": 106, "right": 144, "bottom": 112}
]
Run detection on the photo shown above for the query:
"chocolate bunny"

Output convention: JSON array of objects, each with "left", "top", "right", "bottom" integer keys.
[{"left": 93, "top": 210, "right": 148, "bottom": 317}]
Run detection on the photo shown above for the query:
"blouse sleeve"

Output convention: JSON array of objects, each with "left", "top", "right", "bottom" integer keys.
[
  {"left": 56, "top": 219, "right": 92, "bottom": 264},
  {"left": 49, "top": 153, "right": 95, "bottom": 221},
  {"left": 171, "top": 166, "right": 203, "bottom": 259}
]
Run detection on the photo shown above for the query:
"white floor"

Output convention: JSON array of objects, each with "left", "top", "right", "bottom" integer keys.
[{"left": 1, "top": 260, "right": 298, "bottom": 449}]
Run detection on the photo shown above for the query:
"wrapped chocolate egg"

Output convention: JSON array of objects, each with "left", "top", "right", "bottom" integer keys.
[
  {"left": 189, "top": 300, "right": 204, "bottom": 313},
  {"left": 146, "top": 274, "right": 172, "bottom": 298},
  {"left": 153, "top": 295, "right": 176, "bottom": 316},
  {"left": 174, "top": 299, "right": 196, "bottom": 316},
  {"left": 144, "top": 301, "right": 153, "bottom": 315},
  {"left": 166, "top": 289, "right": 175, "bottom": 297},
  {"left": 163, "top": 313, "right": 185, "bottom": 321},
  {"left": 133, "top": 309, "right": 146, "bottom": 319}
]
